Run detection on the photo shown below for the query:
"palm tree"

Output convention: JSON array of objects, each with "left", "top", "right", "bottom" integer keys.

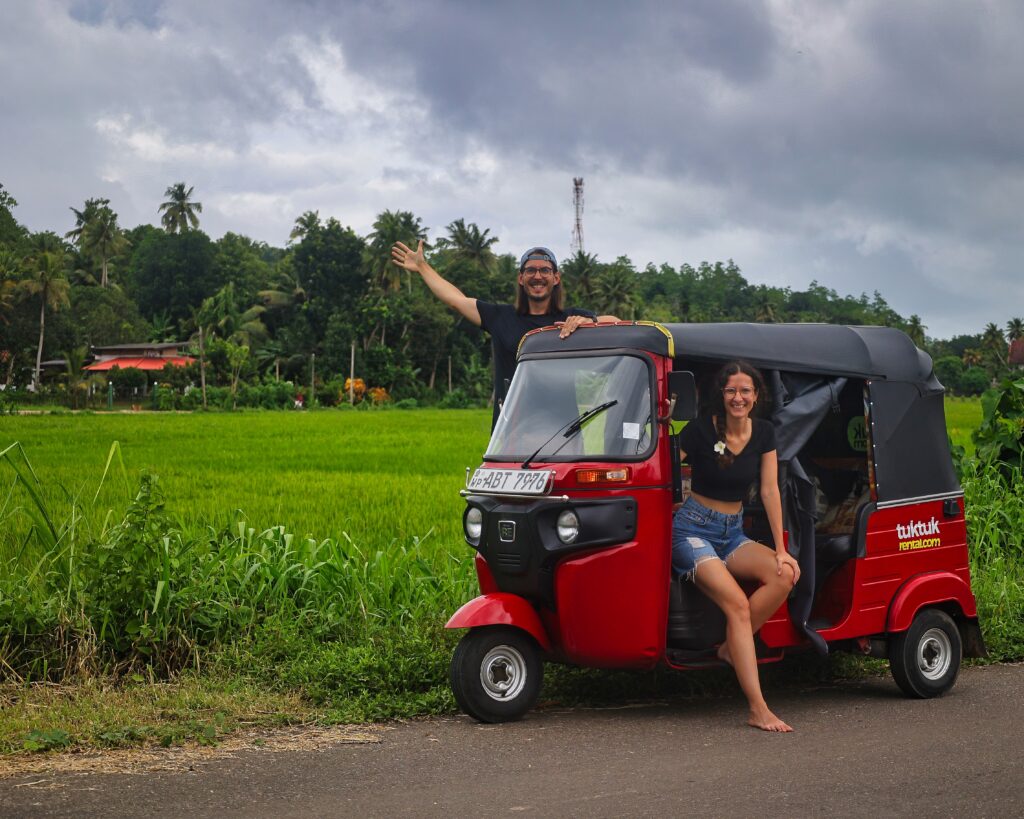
[
  {"left": 594, "top": 263, "right": 637, "bottom": 319},
  {"left": 159, "top": 183, "right": 203, "bottom": 233},
  {"left": 753, "top": 286, "right": 779, "bottom": 324},
  {"left": 1006, "top": 317, "right": 1024, "bottom": 343},
  {"left": 982, "top": 322, "right": 1007, "bottom": 367},
  {"left": 66, "top": 198, "right": 109, "bottom": 245},
  {"left": 203, "top": 281, "right": 268, "bottom": 348},
  {"left": 82, "top": 204, "right": 130, "bottom": 287},
  {"left": 257, "top": 264, "right": 306, "bottom": 311},
  {"left": 148, "top": 310, "right": 176, "bottom": 342},
  {"left": 19, "top": 245, "right": 71, "bottom": 390},
  {"left": 62, "top": 345, "right": 89, "bottom": 409},
  {"left": 440, "top": 218, "right": 499, "bottom": 274},
  {"left": 905, "top": 315, "right": 927, "bottom": 347},
  {"left": 289, "top": 210, "right": 321, "bottom": 245},
  {"left": 560, "top": 250, "right": 599, "bottom": 304},
  {"left": 0, "top": 248, "right": 19, "bottom": 325},
  {"left": 962, "top": 348, "right": 983, "bottom": 369},
  {"left": 253, "top": 340, "right": 285, "bottom": 379},
  {"left": 184, "top": 300, "right": 218, "bottom": 410},
  {"left": 368, "top": 210, "right": 427, "bottom": 290}
]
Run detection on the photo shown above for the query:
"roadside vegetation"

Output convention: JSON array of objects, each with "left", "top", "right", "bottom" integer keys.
[{"left": 1, "top": 392, "right": 1022, "bottom": 756}]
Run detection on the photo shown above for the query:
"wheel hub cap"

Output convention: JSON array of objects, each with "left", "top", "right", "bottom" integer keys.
[
  {"left": 918, "top": 627, "right": 952, "bottom": 681},
  {"left": 480, "top": 645, "right": 528, "bottom": 701}
]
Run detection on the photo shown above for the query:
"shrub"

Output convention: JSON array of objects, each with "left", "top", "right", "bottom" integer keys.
[
  {"left": 973, "top": 375, "right": 1024, "bottom": 473},
  {"left": 959, "top": 368, "right": 991, "bottom": 396}
]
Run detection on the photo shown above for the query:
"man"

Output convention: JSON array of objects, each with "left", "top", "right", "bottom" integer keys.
[{"left": 391, "top": 241, "right": 608, "bottom": 427}]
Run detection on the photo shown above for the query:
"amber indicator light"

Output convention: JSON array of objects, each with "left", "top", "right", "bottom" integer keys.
[{"left": 575, "top": 468, "right": 631, "bottom": 484}]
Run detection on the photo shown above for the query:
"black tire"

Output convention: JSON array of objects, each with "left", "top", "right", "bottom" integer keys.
[
  {"left": 450, "top": 626, "right": 544, "bottom": 723},
  {"left": 888, "top": 608, "right": 962, "bottom": 698}
]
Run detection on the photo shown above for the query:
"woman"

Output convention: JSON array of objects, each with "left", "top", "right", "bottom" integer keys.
[{"left": 673, "top": 361, "right": 800, "bottom": 732}]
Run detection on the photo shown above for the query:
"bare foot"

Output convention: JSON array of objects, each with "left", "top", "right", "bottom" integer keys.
[
  {"left": 748, "top": 707, "right": 793, "bottom": 733},
  {"left": 716, "top": 643, "right": 733, "bottom": 666}
]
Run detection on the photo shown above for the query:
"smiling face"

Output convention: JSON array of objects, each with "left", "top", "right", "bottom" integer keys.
[
  {"left": 518, "top": 261, "right": 560, "bottom": 309},
  {"left": 722, "top": 372, "right": 757, "bottom": 420}
]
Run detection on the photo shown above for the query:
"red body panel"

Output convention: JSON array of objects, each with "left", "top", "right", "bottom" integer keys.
[
  {"left": 445, "top": 592, "right": 552, "bottom": 652},
  {"left": 474, "top": 554, "right": 499, "bottom": 595},
  {"left": 553, "top": 487, "right": 673, "bottom": 668},
  {"left": 887, "top": 571, "right": 978, "bottom": 632},
  {"left": 759, "top": 599, "right": 801, "bottom": 647},
  {"left": 817, "top": 497, "right": 976, "bottom": 642}
]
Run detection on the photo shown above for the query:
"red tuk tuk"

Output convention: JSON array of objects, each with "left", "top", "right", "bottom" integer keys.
[{"left": 447, "top": 322, "right": 985, "bottom": 722}]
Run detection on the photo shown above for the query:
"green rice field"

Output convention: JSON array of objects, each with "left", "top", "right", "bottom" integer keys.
[
  {"left": 1, "top": 409, "right": 493, "bottom": 555},
  {"left": 944, "top": 396, "right": 983, "bottom": 452}
]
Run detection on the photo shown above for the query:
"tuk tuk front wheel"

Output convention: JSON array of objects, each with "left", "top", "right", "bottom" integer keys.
[
  {"left": 450, "top": 626, "right": 544, "bottom": 723},
  {"left": 888, "top": 608, "right": 962, "bottom": 699}
]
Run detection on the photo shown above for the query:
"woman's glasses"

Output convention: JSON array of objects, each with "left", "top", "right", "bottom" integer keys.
[{"left": 722, "top": 387, "right": 755, "bottom": 398}]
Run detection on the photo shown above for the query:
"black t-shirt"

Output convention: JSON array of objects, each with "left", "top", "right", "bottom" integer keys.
[
  {"left": 678, "top": 415, "right": 777, "bottom": 502},
  {"left": 477, "top": 301, "right": 597, "bottom": 428}
]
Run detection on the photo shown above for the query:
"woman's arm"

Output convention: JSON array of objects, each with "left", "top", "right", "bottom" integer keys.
[
  {"left": 760, "top": 450, "right": 800, "bottom": 584},
  {"left": 392, "top": 240, "right": 482, "bottom": 326}
]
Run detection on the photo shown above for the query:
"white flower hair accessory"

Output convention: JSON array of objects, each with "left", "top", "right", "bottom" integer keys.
[{"left": 714, "top": 440, "right": 727, "bottom": 455}]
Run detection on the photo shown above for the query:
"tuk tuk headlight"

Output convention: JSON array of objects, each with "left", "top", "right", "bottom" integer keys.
[
  {"left": 465, "top": 506, "right": 483, "bottom": 541},
  {"left": 557, "top": 510, "right": 579, "bottom": 544}
]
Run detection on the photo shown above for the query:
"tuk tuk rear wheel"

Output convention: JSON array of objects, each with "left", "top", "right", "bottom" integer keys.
[
  {"left": 450, "top": 626, "right": 543, "bottom": 723},
  {"left": 888, "top": 608, "right": 962, "bottom": 698}
]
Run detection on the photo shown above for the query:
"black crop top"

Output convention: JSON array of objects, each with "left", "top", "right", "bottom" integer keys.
[{"left": 678, "top": 416, "right": 777, "bottom": 503}]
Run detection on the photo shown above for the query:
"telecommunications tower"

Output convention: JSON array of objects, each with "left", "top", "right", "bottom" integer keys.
[{"left": 571, "top": 177, "right": 584, "bottom": 255}]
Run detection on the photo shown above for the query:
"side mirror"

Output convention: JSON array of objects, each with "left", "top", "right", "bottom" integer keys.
[{"left": 668, "top": 370, "right": 698, "bottom": 421}]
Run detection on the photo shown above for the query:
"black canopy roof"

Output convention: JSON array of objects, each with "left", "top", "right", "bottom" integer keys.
[
  {"left": 664, "top": 323, "right": 932, "bottom": 383},
  {"left": 520, "top": 322, "right": 933, "bottom": 384}
]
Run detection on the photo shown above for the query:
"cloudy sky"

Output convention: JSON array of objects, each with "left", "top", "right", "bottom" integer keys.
[{"left": 2, "top": 0, "right": 1022, "bottom": 339}]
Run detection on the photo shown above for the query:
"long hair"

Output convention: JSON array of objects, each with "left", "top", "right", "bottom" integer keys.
[
  {"left": 711, "top": 360, "right": 768, "bottom": 468},
  {"left": 514, "top": 281, "right": 565, "bottom": 315}
]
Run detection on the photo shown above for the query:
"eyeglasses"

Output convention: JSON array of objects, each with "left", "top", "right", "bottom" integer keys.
[
  {"left": 522, "top": 266, "right": 555, "bottom": 276},
  {"left": 723, "top": 387, "right": 755, "bottom": 398}
]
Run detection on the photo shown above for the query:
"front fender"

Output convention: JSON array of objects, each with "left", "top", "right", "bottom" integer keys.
[
  {"left": 445, "top": 593, "right": 551, "bottom": 652},
  {"left": 887, "top": 571, "right": 978, "bottom": 633}
]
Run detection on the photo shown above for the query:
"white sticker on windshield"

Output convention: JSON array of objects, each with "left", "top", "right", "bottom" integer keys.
[{"left": 622, "top": 423, "right": 640, "bottom": 440}]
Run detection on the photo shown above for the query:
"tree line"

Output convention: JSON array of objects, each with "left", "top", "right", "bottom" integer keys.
[{"left": 1, "top": 181, "right": 1020, "bottom": 408}]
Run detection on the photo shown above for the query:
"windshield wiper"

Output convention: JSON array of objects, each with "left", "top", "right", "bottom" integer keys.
[{"left": 521, "top": 400, "right": 618, "bottom": 469}]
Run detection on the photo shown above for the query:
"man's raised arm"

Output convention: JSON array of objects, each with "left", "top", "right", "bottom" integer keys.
[{"left": 391, "top": 240, "right": 482, "bottom": 327}]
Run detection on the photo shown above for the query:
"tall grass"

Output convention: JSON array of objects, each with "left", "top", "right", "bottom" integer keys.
[
  {"left": 0, "top": 458, "right": 476, "bottom": 684},
  {"left": 962, "top": 462, "right": 1024, "bottom": 660},
  {"left": 0, "top": 414, "right": 491, "bottom": 717}
]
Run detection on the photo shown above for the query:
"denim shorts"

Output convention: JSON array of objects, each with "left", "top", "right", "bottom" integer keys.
[{"left": 671, "top": 496, "right": 752, "bottom": 580}]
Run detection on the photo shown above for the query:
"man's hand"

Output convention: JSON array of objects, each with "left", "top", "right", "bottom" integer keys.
[
  {"left": 557, "top": 315, "right": 595, "bottom": 339},
  {"left": 392, "top": 240, "right": 426, "bottom": 273}
]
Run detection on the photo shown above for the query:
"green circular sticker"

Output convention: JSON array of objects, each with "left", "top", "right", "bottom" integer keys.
[{"left": 847, "top": 416, "right": 867, "bottom": 452}]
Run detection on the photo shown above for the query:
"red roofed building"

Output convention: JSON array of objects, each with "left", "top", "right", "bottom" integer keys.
[
  {"left": 84, "top": 342, "right": 195, "bottom": 372},
  {"left": 1009, "top": 337, "right": 1024, "bottom": 369}
]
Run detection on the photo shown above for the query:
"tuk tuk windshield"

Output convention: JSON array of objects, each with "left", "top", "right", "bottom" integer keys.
[{"left": 486, "top": 354, "right": 654, "bottom": 462}]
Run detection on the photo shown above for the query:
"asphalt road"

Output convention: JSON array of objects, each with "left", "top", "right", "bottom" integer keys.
[{"left": 3, "top": 664, "right": 1022, "bottom": 818}]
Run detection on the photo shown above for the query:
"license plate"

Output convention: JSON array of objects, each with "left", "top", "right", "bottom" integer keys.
[{"left": 467, "top": 468, "right": 554, "bottom": 495}]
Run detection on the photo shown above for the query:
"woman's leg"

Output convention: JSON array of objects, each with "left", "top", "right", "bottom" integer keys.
[
  {"left": 694, "top": 559, "right": 793, "bottom": 732},
  {"left": 727, "top": 541, "right": 797, "bottom": 634}
]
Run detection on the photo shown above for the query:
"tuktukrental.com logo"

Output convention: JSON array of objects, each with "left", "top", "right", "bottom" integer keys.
[
  {"left": 896, "top": 517, "right": 942, "bottom": 551},
  {"left": 896, "top": 518, "right": 940, "bottom": 539}
]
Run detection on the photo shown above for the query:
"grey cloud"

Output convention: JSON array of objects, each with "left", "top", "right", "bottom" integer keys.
[{"left": 2, "top": 0, "right": 1022, "bottom": 336}]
